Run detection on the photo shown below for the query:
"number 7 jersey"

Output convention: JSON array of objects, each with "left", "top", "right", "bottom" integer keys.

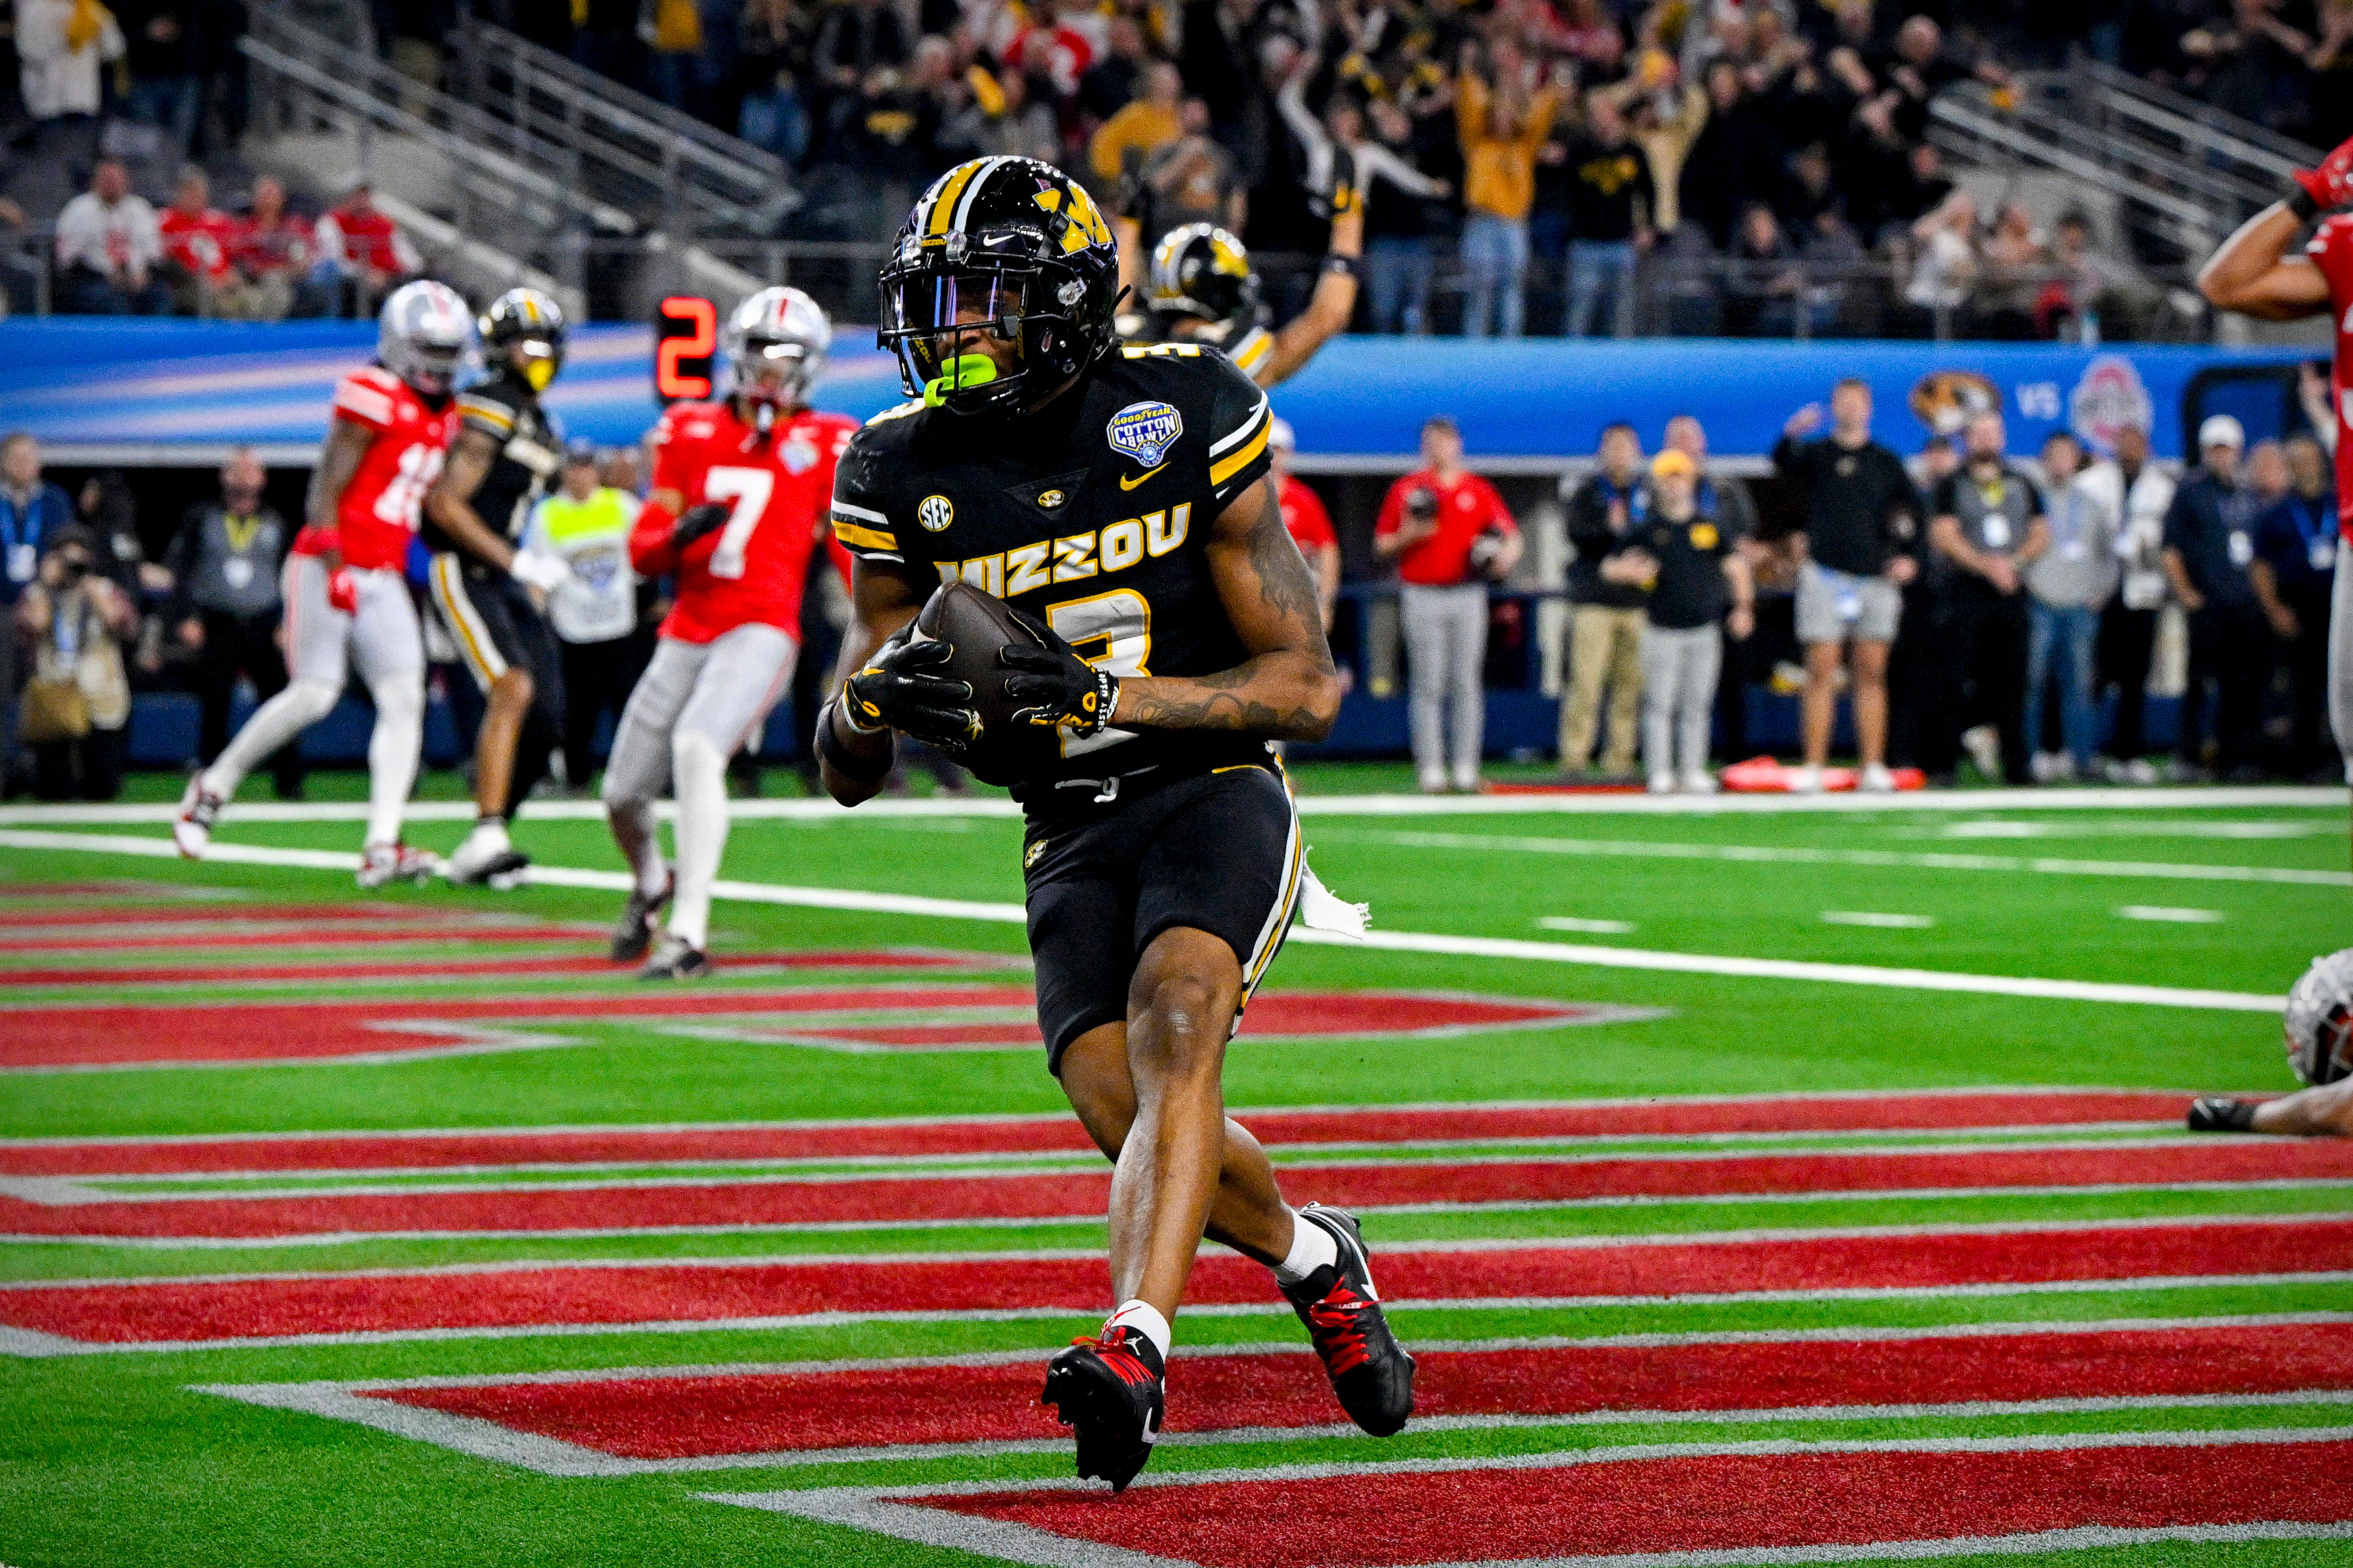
[{"left": 643, "top": 400, "right": 858, "bottom": 643}]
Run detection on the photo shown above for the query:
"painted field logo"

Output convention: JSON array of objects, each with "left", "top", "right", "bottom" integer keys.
[
  {"left": 917, "top": 495, "right": 954, "bottom": 532},
  {"left": 1106, "top": 401, "right": 1182, "bottom": 468}
]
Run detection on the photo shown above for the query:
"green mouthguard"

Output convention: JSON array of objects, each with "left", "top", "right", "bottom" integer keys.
[{"left": 923, "top": 353, "right": 999, "bottom": 407}]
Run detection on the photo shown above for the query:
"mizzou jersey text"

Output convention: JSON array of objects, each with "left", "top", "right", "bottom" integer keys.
[
  {"left": 321, "top": 367, "right": 458, "bottom": 571},
  {"left": 640, "top": 401, "right": 858, "bottom": 643},
  {"left": 832, "top": 343, "right": 1276, "bottom": 790}
]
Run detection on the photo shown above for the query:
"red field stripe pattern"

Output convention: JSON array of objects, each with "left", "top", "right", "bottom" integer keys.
[
  {"left": 10, "top": 1142, "right": 2351, "bottom": 1238},
  {"left": 920, "top": 1439, "right": 2353, "bottom": 1567},
  {"left": 0, "top": 1093, "right": 2197, "bottom": 1177},
  {"left": 0, "top": 902, "right": 439, "bottom": 929},
  {"left": 0, "top": 991, "right": 1601, "bottom": 1069},
  {"left": 379, "top": 1321, "right": 2353, "bottom": 1459},
  {"left": 10, "top": 1219, "right": 2349, "bottom": 1345},
  {"left": 0, "top": 950, "right": 999, "bottom": 990}
]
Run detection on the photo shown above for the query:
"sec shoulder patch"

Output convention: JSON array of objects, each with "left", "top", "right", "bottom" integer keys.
[
  {"left": 1106, "top": 401, "right": 1183, "bottom": 468},
  {"left": 918, "top": 495, "right": 954, "bottom": 532}
]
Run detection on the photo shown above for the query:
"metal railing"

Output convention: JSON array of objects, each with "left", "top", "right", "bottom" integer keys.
[
  {"left": 4, "top": 228, "right": 2204, "bottom": 340},
  {"left": 446, "top": 18, "right": 798, "bottom": 239}
]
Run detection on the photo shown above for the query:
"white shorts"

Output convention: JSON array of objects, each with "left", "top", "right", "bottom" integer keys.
[
  {"left": 282, "top": 554, "right": 424, "bottom": 692},
  {"left": 601, "top": 623, "right": 797, "bottom": 804}
]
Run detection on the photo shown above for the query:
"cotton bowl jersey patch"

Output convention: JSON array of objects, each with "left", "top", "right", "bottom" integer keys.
[
  {"left": 919, "top": 495, "right": 954, "bottom": 532},
  {"left": 1106, "top": 401, "right": 1183, "bottom": 468}
]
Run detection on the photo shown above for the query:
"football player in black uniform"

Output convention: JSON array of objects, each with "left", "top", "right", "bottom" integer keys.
[
  {"left": 422, "top": 287, "right": 576, "bottom": 886},
  {"left": 1121, "top": 183, "right": 1363, "bottom": 389},
  {"left": 819, "top": 156, "right": 1414, "bottom": 1490}
]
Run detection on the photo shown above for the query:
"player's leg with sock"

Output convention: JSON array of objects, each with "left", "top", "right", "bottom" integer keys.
[
  {"left": 600, "top": 639, "right": 695, "bottom": 962},
  {"left": 349, "top": 571, "right": 431, "bottom": 881},
  {"left": 180, "top": 555, "right": 344, "bottom": 856},
  {"left": 648, "top": 624, "right": 794, "bottom": 975}
]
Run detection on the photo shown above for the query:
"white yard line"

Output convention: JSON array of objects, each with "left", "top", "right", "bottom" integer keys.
[
  {"left": 2119, "top": 906, "right": 2229, "bottom": 924},
  {"left": 1317, "top": 827, "right": 2352, "bottom": 889},
  {"left": 0, "top": 832, "right": 2288, "bottom": 1014},
  {"left": 0, "top": 786, "right": 2340, "bottom": 829},
  {"left": 1821, "top": 913, "right": 1938, "bottom": 929}
]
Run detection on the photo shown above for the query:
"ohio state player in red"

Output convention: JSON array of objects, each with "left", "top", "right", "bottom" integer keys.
[
  {"left": 604, "top": 287, "right": 855, "bottom": 978},
  {"left": 2189, "top": 134, "right": 2353, "bottom": 1138},
  {"left": 177, "top": 282, "right": 470, "bottom": 886},
  {"left": 2199, "top": 135, "right": 2353, "bottom": 759}
]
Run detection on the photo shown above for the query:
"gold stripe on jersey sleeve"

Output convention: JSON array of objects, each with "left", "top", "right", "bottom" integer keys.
[
  {"left": 457, "top": 396, "right": 515, "bottom": 432},
  {"left": 832, "top": 521, "right": 898, "bottom": 553},
  {"left": 1231, "top": 328, "right": 1273, "bottom": 373},
  {"left": 1208, "top": 420, "right": 1272, "bottom": 487}
]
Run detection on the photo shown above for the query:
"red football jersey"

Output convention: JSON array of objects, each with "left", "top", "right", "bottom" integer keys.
[
  {"left": 314, "top": 367, "right": 458, "bottom": 572},
  {"left": 1278, "top": 474, "right": 1337, "bottom": 556},
  {"left": 643, "top": 401, "right": 858, "bottom": 643},
  {"left": 2307, "top": 213, "right": 2353, "bottom": 536}
]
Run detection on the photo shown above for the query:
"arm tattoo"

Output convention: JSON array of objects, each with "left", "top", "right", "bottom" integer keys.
[{"left": 1243, "top": 479, "right": 1335, "bottom": 672}]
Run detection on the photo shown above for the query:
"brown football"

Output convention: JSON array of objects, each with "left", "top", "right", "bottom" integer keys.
[{"left": 913, "top": 579, "right": 1059, "bottom": 783}]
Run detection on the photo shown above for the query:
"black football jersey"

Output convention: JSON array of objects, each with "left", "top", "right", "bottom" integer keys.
[
  {"left": 831, "top": 344, "right": 1277, "bottom": 791},
  {"left": 425, "top": 370, "right": 564, "bottom": 553}
]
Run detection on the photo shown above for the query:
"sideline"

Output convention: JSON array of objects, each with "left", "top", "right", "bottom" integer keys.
[
  {"left": 0, "top": 831, "right": 2286, "bottom": 1013},
  {"left": 0, "top": 784, "right": 2338, "bottom": 827}
]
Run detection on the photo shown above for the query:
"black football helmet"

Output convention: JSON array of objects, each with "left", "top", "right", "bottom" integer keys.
[
  {"left": 878, "top": 156, "right": 1122, "bottom": 415},
  {"left": 1146, "top": 222, "right": 1262, "bottom": 343},
  {"left": 479, "top": 286, "right": 568, "bottom": 393}
]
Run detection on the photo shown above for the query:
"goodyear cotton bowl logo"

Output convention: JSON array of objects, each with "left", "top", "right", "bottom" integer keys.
[
  {"left": 2068, "top": 355, "right": 2154, "bottom": 456},
  {"left": 1107, "top": 401, "right": 1183, "bottom": 468},
  {"left": 918, "top": 495, "right": 954, "bottom": 532}
]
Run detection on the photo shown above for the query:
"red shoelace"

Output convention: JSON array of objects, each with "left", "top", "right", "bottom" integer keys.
[{"left": 1302, "top": 1285, "right": 1374, "bottom": 1375}]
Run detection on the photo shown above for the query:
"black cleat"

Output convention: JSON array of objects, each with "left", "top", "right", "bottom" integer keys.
[
  {"left": 1281, "top": 1203, "right": 1416, "bottom": 1437},
  {"left": 1041, "top": 1326, "right": 1165, "bottom": 1491},
  {"left": 610, "top": 871, "right": 674, "bottom": 962},
  {"left": 638, "top": 931, "right": 709, "bottom": 981},
  {"left": 2187, "top": 1096, "right": 2258, "bottom": 1133}
]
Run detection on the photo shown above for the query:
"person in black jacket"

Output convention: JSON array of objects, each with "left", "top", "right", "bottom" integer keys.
[
  {"left": 1558, "top": 422, "right": 1650, "bottom": 778},
  {"left": 1772, "top": 379, "right": 1923, "bottom": 791},
  {"left": 2162, "top": 415, "right": 2269, "bottom": 780},
  {"left": 165, "top": 447, "right": 301, "bottom": 798}
]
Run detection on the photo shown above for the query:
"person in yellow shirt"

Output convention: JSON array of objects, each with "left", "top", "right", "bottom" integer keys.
[
  {"left": 1088, "top": 61, "right": 1183, "bottom": 184},
  {"left": 1455, "top": 46, "right": 1561, "bottom": 337}
]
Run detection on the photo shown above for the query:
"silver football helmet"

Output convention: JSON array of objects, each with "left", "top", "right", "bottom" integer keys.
[
  {"left": 2283, "top": 948, "right": 2353, "bottom": 1086},
  {"left": 721, "top": 286, "right": 831, "bottom": 422},
  {"left": 378, "top": 280, "right": 476, "bottom": 396}
]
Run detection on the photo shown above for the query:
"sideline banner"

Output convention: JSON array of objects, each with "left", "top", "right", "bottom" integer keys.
[{"left": 0, "top": 320, "right": 2313, "bottom": 463}]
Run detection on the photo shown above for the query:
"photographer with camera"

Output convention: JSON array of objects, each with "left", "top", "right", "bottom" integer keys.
[
  {"left": 1376, "top": 416, "right": 1522, "bottom": 793},
  {"left": 14, "top": 526, "right": 135, "bottom": 801}
]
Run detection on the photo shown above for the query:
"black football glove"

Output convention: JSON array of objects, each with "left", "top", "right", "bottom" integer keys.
[
  {"left": 842, "top": 623, "right": 978, "bottom": 750},
  {"left": 670, "top": 502, "right": 731, "bottom": 551},
  {"left": 1001, "top": 608, "right": 1117, "bottom": 738}
]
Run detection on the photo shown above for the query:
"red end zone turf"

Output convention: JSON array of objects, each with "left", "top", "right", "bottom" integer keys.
[
  {"left": 13, "top": 1218, "right": 2349, "bottom": 1346},
  {"left": 372, "top": 1321, "right": 2353, "bottom": 1461},
  {"left": 11, "top": 1141, "right": 2351, "bottom": 1239},
  {"left": 895, "top": 1438, "right": 2353, "bottom": 1567},
  {"left": 0, "top": 1090, "right": 2197, "bottom": 1177}
]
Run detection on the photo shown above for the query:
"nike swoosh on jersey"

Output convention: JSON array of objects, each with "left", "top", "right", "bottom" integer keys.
[{"left": 1119, "top": 463, "right": 1168, "bottom": 491}]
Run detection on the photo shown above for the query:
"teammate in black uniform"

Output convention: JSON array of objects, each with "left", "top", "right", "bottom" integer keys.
[
  {"left": 1122, "top": 186, "right": 1363, "bottom": 389},
  {"left": 820, "top": 156, "right": 1414, "bottom": 1489},
  {"left": 422, "top": 288, "right": 576, "bottom": 886}
]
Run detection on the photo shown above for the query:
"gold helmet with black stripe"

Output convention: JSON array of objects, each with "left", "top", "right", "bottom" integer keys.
[
  {"left": 878, "top": 156, "right": 1122, "bottom": 415},
  {"left": 1146, "top": 222, "right": 1262, "bottom": 344}
]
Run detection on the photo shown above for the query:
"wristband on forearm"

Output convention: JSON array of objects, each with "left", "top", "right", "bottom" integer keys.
[
  {"left": 2287, "top": 182, "right": 2321, "bottom": 222},
  {"left": 1322, "top": 253, "right": 1362, "bottom": 279},
  {"left": 817, "top": 699, "right": 892, "bottom": 783}
]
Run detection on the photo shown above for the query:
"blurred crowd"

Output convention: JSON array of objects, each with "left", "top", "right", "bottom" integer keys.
[{"left": 1354, "top": 364, "right": 2341, "bottom": 793}]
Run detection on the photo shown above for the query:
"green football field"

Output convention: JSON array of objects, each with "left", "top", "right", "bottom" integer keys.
[{"left": 2, "top": 767, "right": 2350, "bottom": 1567}]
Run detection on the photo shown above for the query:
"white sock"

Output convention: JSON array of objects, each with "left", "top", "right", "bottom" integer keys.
[
  {"left": 463, "top": 817, "right": 510, "bottom": 856},
  {"left": 667, "top": 729, "right": 729, "bottom": 949},
  {"left": 1272, "top": 1210, "right": 1340, "bottom": 1286},
  {"left": 1104, "top": 1298, "right": 1171, "bottom": 1362},
  {"left": 364, "top": 674, "right": 424, "bottom": 849},
  {"left": 203, "top": 678, "right": 338, "bottom": 800}
]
